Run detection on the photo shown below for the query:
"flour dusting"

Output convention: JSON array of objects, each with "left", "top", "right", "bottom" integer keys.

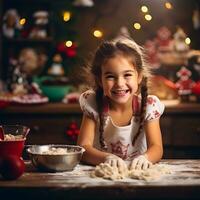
[{"left": 29, "top": 160, "right": 200, "bottom": 186}]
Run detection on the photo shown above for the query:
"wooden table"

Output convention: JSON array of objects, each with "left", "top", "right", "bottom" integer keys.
[{"left": 0, "top": 159, "right": 200, "bottom": 200}]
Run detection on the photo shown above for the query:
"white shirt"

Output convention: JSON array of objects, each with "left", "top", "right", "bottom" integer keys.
[{"left": 79, "top": 90, "right": 165, "bottom": 161}]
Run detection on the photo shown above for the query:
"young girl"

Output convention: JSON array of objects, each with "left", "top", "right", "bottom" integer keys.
[{"left": 77, "top": 37, "right": 164, "bottom": 172}]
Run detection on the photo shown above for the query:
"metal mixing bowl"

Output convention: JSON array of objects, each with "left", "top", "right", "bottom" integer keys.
[{"left": 27, "top": 144, "right": 85, "bottom": 172}]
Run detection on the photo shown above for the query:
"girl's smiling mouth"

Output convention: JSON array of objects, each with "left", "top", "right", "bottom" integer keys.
[{"left": 112, "top": 89, "right": 130, "bottom": 96}]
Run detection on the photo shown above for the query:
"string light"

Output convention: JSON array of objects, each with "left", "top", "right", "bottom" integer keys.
[
  {"left": 19, "top": 18, "right": 26, "bottom": 25},
  {"left": 65, "top": 40, "right": 73, "bottom": 47},
  {"left": 145, "top": 14, "right": 152, "bottom": 21},
  {"left": 93, "top": 30, "right": 103, "bottom": 38},
  {"left": 185, "top": 37, "right": 191, "bottom": 45},
  {"left": 165, "top": 2, "right": 173, "bottom": 9},
  {"left": 133, "top": 23, "right": 141, "bottom": 30},
  {"left": 63, "top": 11, "right": 71, "bottom": 22},
  {"left": 141, "top": 5, "right": 148, "bottom": 13}
]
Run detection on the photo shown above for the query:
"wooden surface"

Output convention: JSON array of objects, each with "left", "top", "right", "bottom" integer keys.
[
  {"left": 0, "top": 103, "right": 81, "bottom": 114},
  {"left": 163, "top": 102, "right": 200, "bottom": 114},
  {"left": 1, "top": 101, "right": 200, "bottom": 114},
  {"left": 0, "top": 159, "right": 200, "bottom": 200}
]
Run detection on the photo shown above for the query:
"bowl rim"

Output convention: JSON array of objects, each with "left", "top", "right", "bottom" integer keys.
[
  {"left": 0, "top": 124, "right": 29, "bottom": 142},
  {"left": 27, "top": 144, "right": 85, "bottom": 155},
  {"left": 0, "top": 139, "right": 26, "bottom": 143}
]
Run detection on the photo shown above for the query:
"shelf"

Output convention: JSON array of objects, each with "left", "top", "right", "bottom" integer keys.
[
  {"left": 0, "top": 103, "right": 82, "bottom": 114},
  {"left": 163, "top": 101, "right": 200, "bottom": 114},
  {"left": 1, "top": 102, "right": 200, "bottom": 115},
  {"left": 3, "top": 37, "right": 54, "bottom": 44}
]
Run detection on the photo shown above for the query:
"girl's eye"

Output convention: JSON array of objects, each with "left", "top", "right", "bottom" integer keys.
[
  {"left": 105, "top": 75, "right": 115, "bottom": 79},
  {"left": 124, "top": 73, "right": 133, "bottom": 77}
]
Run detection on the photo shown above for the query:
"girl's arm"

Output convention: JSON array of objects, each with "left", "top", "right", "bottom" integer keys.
[
  {"left": 144, "top": 119, "right": 163, "bottom": 163},
  {"left": 77, "top": 114, "right": 110, "bottom": 165}
]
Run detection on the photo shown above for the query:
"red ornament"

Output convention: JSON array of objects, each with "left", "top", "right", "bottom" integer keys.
[
  {"left": 57, "top": 42, "right": 77, "bottom": 58},
  {"left": 65, "top": 121, "right": 80, "bottom": 141},
  {"left": 74, "top": 130, "right": 80, "bottom": 135},
  {"left": 66, "top": 130, "right": 73, "bottom": 136},
  {"left": 69, "top": 122, "right": 77, "bottom": 130},
  {"left": 65, "top": 44, "right": 77, "bottom": 58},
  {"left": 192, "top": 81, "right": 200, "bottom": 95},
  {"left": 175, "top": 66, "right": 194, "bottom": 95},
  {"left": 57, "top": 42, "right": 66, "bottom": 52}
]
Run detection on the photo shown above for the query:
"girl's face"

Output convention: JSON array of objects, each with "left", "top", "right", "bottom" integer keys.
[{"left": 100, "top": 54, "right": 142, "bottom": 105}]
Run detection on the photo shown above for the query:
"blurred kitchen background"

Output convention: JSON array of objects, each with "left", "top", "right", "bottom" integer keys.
[{"left": 0, "top": 0, "right": 200, "bottom": 159}]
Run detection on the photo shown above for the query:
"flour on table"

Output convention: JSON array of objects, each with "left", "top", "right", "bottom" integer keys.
[{"left": 92, "top": 163, "right": 172, "bottom": 181}]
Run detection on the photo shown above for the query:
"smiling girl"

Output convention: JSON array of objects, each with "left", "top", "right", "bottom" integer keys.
[{"left": 77, "top": 37, "right": 164, "bottom": 172}]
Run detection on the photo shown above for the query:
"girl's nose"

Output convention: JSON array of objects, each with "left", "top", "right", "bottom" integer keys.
[{"left": 116, "top": 77, "right": 124, "bottom": 86}]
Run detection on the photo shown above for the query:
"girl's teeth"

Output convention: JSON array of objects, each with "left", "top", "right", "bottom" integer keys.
[{"left": 114, "top": 90, "right": 126, "bottom": 94}]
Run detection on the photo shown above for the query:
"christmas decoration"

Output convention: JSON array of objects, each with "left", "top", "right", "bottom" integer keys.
[
  {"left": 73, "top": 0, "right": 94, "bottom": 7},
  {"left": 7, "top": 47, "right": 42, "bottom": 95},
  {"left": 144, "top": 26, "right": 190, "bottom": 66},
  {"left": 8, "top": 58, "right": 29, "bottom": 95},
  {"left": 2, "top": 9, "right": 22, "bottom": 38},
  {"left": 29, "top": 10, "right": 49, "bottom": 39},
  {"left": 175, "top": 66, "right": 195, "bottom": 102},
  {"left": 62, "top": 92, "right": 80, "bottom": 103},
  {"left": 192, "top": 9, "right": 200, "bottom": 30},
  {"left": 188, "top": 50, "right": 200, "bottom": 81},
  {"left": 154, "top": 26, "right": 175, "bottom": 66},
  {"left": 150, "top": 75, "right": 178, "bottom": 100},
  {"left": 173, "top": 27, "right": 189, "bottom": 53},
  {"left": 65, "top": 121, "right": 80, "bottom": 142},
  {"left": 18, "top": 48, "right": 39, "bottom": 76},
  {"left": 192, "top": 81, "right": 200, "bottom": 101},
  {"left": 57, "top": 42, "right": 77, "bottom": 58},
  {"left": 155, "top": 26, "right": 173, "bottom": 52},
  {"left": 144, "top": 40, "right": 160, "bottom": 69},
  {"left": 47, "top": 53, "right": 65, "bottom": 76}
]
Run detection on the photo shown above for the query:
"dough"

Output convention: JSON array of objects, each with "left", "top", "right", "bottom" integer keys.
[
  {"left": 91, "top": 163, "right": 128, "bottom": 180},
  {"left": 92, "top": 163, "right": 171, "bottom": 181},
  {"left": 129, "top": 164, "right": 172, "bottom": 181}
]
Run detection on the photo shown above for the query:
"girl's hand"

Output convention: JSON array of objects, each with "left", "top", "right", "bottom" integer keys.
[
  {"left": 104, "top": 155, "right": 127, "bottom": 174},
  {"left": 130, "top": 154, "right": 152, "bottom": 170}
]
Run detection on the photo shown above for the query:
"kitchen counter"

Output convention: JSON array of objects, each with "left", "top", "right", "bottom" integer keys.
[
  {"left": 0, "top": 159, "right": 200, "bottom": 200},
  {"left": 1, "top": 102, "right": 200, "bottom": 158},
  {"left": 1, "top": 101, "right": 200, "bottom": 114},
  {"left": 0, "top": 103, "right": 81, "bottom": 114}
]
